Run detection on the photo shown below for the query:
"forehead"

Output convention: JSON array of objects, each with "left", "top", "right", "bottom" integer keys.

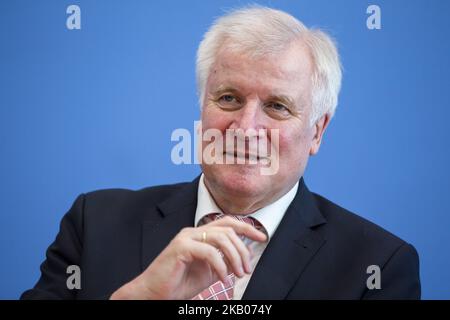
[{"left": 207, "top": 41, "right": 313, "bottom": 99}]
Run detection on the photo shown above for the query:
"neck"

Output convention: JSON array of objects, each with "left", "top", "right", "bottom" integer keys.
[{"left": 203, "top": 176, "right": 296, "bottom": 215}]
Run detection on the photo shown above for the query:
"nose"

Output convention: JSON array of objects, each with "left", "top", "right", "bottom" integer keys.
[
  {"left": 229, "top": 98, "right": 264, "bottom": 132},
  {"left": 226, "top": 97, "right": 270, "bottom": 157}
]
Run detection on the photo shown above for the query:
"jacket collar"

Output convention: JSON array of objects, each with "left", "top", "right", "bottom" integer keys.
[{"left": 142, "top": 176, "right": 327, "bottom": 299}]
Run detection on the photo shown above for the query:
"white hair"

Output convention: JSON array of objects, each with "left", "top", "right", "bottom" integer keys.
[{"left": 196, "top": 6, "right": 342, "bottom": 125}]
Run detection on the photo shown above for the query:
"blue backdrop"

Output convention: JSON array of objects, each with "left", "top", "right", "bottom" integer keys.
[{"left": 1, "top": 0, "right": 449, "bottom": 299}]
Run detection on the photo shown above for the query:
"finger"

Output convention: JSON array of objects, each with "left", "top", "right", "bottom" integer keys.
[
  {"left": 185, "top": 239, "right": 229, "bottom": 283},
  {"left": 226, "top": 230, "right": 252, "bottom": 274},
  {"left": 208, "top": 226, "right": 252, "bottom": 274},
  {"left": 203, "top": 231, "right": 245, "bottom": 277},
  {"left": 213, "top": 216, "right": 267, "bottom": 242}
]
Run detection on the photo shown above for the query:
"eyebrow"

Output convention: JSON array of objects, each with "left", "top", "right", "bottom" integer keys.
[
  {"left": 211, "top": 85, "right": 298, "bottom": 108},
  {"left": 211, "top": 85, "right": 241, "bottom": 97}
]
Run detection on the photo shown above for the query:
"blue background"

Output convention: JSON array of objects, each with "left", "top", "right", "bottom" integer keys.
[{"left": 1, "top": 0, "right": 449, "bottom": 299}]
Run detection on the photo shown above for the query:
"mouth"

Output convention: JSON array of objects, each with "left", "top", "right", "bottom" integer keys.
[{"left": 223, "top": 151, "right": 268, "bottom": 162}]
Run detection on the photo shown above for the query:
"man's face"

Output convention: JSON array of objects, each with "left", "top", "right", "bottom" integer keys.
[{"left": 200, "top": 41, "right": 323, "bottom": 208}]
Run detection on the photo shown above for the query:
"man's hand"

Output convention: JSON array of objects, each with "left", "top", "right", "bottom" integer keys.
[{"left": 110, "top": 216, "right": 267, "bottom": 299}]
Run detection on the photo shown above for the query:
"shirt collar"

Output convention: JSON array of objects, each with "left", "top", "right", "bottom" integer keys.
[{"left": 194, "top": 173, "right": 299, "bottom": 240}]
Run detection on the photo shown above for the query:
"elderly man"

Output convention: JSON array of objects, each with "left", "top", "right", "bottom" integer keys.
[{"left": 22, "top": 7, "right": 420, "bottom": 300}]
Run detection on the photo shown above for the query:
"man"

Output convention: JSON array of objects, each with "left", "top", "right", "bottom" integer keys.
[{"left": 21, "top": 6, "right": 420, "bottom": 300}]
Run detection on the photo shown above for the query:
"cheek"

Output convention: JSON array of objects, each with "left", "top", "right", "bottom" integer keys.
[
  {"left": 278, "top": 126, "right": 311, "bottom": 161},
  {"left": 201, "top": 108, "right": 230, "bottom": 132}
]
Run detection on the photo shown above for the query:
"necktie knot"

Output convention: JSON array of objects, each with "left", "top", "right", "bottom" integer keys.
[{"left": 199, "top": 213, "right": 265, "bottom": 235}]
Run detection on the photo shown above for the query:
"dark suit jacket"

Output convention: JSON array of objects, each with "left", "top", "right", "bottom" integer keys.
[{"left": 21, "top": 177, "right": 421, "bottom": 299}]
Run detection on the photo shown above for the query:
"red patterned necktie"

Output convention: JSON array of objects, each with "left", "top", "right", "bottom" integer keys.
[{"left": 191, "top": 213, "right": 265, "bottom": 300}]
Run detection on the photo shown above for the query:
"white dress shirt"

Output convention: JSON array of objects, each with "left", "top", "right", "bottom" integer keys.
[{"left": 194, "top": 174, "right": 299, "bottom": 300}]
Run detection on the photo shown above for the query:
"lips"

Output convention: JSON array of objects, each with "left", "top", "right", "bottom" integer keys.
[{"left": 223, "top": 151, "right": 267, "bottom": 161}]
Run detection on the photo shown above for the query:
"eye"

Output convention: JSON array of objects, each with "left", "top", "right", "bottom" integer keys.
[
  {"left": 219, "top": 95, "right": 237, "bottom": 103},
  {"left": 216, "top": 94, "right": 241, "bottom": 110},
  {"left": 265, "top": 102, "right": 292, "bottom": 119},
  {"left": 269, "top": 103, "right": 288, "bottom": 111},
  {"left": 267, "top": 102, "right": 291, "bottom": 113}
]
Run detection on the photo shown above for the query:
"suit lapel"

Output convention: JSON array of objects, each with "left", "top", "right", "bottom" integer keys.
[
  {"left": 141, "top": 176, "right": 327, "bottom": 299},
  {"left": 141, "top": 177, "right": 200, "bottom": 271},
  {"left": 242, "top": 178, "right": 327, "bottom": 299}
]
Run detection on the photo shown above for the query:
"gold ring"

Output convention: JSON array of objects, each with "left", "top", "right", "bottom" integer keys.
[{"left": 202, "top": 231, "right": 207, "bottom": 243}]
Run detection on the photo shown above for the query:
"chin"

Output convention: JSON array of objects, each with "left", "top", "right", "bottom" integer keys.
[{"left": 205, "top": 164, "right": 271, "bottom": 197}]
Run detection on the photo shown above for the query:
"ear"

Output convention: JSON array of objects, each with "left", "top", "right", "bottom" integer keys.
[{"left": 309, "top": 113, "right": 331, "bottom": 156}]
